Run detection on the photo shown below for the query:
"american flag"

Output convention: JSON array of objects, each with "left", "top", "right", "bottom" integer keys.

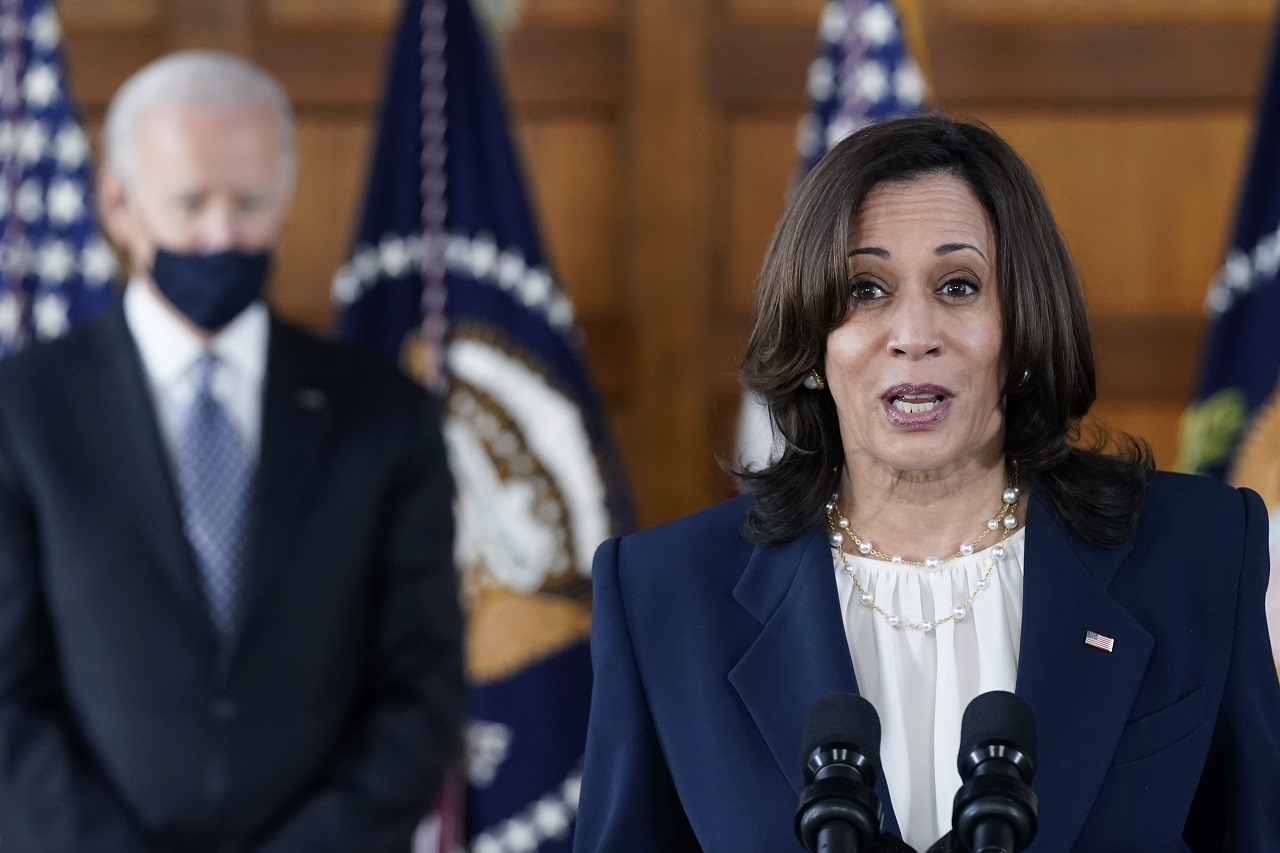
[
  {"left": 736, "top": 0, "right": 926, "bottom": 471},
  {"left": 795, "top": 0, "right": 926, "bottom": 175},
  {"left": 0, "top": 0, "right": 117, "bottom": 358},
  {"left": 1084, "top": 631, "right": 1115, "bottom": 653},
  {"left": 334, "top": 0, "right": 632, "bottom": 849}
]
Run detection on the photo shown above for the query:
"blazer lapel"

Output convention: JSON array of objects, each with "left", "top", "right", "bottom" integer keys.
[
  {"left": 228, "top": 322, "right": 335, "bottom": 665},
  {"left": 1016, "top": 492, "right": 1151, "bottom": 853},
  {"left": 81, "top": 309, "right": 219, "bottom": 648},
  {"left": 727, "top": 526, "right": 903, "bottom": 838}
]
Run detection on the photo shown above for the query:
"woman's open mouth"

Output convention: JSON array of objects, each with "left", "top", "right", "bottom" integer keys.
[{"left": 882, "top": 385, "right": 952, "bottom": 428}]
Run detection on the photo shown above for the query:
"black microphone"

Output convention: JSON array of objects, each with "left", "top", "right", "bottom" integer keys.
[
  {"left": 950, "top": 691, "right": 1039, "bottom": 853},
  {"left": 795, "top": 693, "right": 885, "bottom": 853}
]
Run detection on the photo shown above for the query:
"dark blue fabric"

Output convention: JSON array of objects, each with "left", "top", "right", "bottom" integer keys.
[
  {"left": 338, "top": 0, "right": 634, "bottom": 846},
  {"left": 1187, "top": 20, "right": 1280, "bottom": 477},
  {"left": 152, "top": 249, "right": 271, "bottom": 332},
  {"left": 467, "top": 642, "right": 592, "bottom": 850}
]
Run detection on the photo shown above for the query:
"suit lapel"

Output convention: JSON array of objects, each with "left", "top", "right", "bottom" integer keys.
[
  {"left": 727, "top": 526, "right": 903, "bottom": 837},
  {"left": 228, "top": 322, "right": 335, "bottom": 665},
  {"left": 82, "top": 309, "right": 219, "bottom": 648},
  {"left": 1016, "top": 492, "right": 1151, "bottom": 853}
]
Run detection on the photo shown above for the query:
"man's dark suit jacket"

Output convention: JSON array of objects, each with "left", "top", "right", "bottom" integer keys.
[
  {"left": 575, "top": 472, "right": 1280, "bottom": 852},
  {"left": 0, "top": 305, "right": 466, "bottom": 852}
]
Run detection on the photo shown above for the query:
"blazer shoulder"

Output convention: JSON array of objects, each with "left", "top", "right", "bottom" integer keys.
[
  {"left": 0, "top": 309, "right": 126, "bottom": 419},
  {"left": 621, "top": 494, "right": 753, "bottom": 554},
  {"left": 1125, "top": 471, "right": 1265, "bottom": 572},
  {"left": 605, "top": 495, "right": 755, "bottom": 589},
  {"left": 1139, "top": 469, "right": 1259, "bottom": 530},
  {"left": 0, "top": 306, "right": 122, "bottom": 385}
]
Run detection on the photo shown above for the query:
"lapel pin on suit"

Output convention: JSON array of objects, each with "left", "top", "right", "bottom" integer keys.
[
  {"left": 296, "top": 388, "right": 327, "bottom": 412},
  {"left": 1084, "top": 630, "right": 1115, "bottom": 653}
]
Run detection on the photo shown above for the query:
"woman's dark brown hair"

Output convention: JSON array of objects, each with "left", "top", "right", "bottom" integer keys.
[{"left": 737, "top": 113, "right": 1153, "bottom": 547}]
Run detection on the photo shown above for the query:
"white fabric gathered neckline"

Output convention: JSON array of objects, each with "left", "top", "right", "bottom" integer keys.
[{"left": 831, "top": 526, "right": 1027, "bottom": 852}]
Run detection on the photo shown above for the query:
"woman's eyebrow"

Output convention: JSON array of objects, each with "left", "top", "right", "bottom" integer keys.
[{"left": 936, "top": 242, "right": 988, "bottom": 262}]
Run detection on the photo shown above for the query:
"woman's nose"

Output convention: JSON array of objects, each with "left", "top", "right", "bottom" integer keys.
[{"left": 887, "top": 291, "right": 942, "bottom": 358}]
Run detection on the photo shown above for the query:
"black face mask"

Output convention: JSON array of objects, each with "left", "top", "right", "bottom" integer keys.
[{"left": 151, "top": 248, "right": 272, "bottom": 332}]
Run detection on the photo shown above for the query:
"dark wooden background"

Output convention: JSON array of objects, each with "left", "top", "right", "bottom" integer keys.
[{"left": 62, "top": 0, "right": 1276, "bottom": 527}]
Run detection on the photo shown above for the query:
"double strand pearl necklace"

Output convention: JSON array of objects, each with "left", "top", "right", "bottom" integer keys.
[{"left": 825, "top": 474, "right": 1022, "bottom": 632}]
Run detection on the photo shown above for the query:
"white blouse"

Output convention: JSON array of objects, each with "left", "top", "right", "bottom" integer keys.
[{"left": 831, "top": 528, "right": 1026, "bottom": 853}]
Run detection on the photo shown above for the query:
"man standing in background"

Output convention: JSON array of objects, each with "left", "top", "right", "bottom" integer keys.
[{"left": 0, "top": 51, "right": 464, "bottom": 851}]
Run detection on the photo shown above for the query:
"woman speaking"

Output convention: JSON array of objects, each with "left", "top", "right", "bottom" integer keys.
[{"left": 574, "top": 115, "right": 1280, "bottom": 852}]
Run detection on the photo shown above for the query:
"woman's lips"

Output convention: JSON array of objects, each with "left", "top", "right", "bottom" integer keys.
[{"left": 882, "top": 385, "right": 952, "bottom": 429}]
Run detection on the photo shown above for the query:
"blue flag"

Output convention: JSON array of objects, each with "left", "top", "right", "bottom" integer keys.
[
  {"left": 333, "top": 1, "right": 632, "bottom": 849},
  {"left": 795, "top": 0, "right": 926, "bottom": 176},
  {"left": 1180, "top": 19, "right": 1280, "bottom": 479},
  {"left": 738, "top": 0, "right": 925, "bottom": 470},
  {"left": 0, "top": 0, "right": 117, "bottom": 357},
  {"left": 1179, "top": 19, "right": 1280, "bottom": 480}
]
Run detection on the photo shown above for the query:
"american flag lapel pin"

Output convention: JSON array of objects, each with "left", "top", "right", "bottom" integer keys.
[{"left": 1084, "top": 630, "right": 1115, "bottom": 653}]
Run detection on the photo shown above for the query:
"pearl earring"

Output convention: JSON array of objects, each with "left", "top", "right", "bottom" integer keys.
[{"left": 803, "top": 370, "right": 826, "bottom": 391}]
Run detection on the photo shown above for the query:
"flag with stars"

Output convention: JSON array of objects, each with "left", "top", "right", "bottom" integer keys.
[
  {"left": 795, "top": 0, "right": 926, "bottom": 176},
  {"left": 737, "top": 0, "right": 926, "bottom": 471},
  {"left": 0, "top": 0, "right": 117, "bottom": 358},
  {"left": 333, "top": 0, "right": 632, "bottom": 849}
]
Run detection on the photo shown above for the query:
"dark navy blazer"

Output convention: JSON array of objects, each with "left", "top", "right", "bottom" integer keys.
[{"left": 576, "top": 472, "right": 1280, "bottom": 852}]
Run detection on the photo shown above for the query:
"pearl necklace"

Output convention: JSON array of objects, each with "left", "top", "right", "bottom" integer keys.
[{"left": 824, "top": 475, "right": 1021, "bottom": 632}]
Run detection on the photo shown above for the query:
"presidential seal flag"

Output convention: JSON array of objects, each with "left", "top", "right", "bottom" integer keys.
[
  {"left": 333, "top": 0, "right": 633, "bottom": 849},
  {"left": 1179, "top": 17, "right": 1280, "bottom": 483},
  {"left": 1179, "top": 16, "right": 1280, "bottom": 666},
  {"left": 736, "top": 0, "right": 926, "bottom": 472},
  {"left": 0, "top": 0, "right": 117, "bottom": 358}
]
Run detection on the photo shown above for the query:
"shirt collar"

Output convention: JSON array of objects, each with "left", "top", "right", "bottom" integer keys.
[{"left": 124, "top": 277, "right": 270, "bottom": 388}]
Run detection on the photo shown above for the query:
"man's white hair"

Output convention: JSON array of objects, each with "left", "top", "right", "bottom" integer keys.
[{"left": 103, "top": 50, "right": 296, "bottom": 187}]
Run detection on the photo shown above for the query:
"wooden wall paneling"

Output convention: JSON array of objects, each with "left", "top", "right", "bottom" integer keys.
[
  {"left": 934, "top": 0, "right": 1275, "bottom": 26},
  {"left": 513, "top": 118, "right": 630, "bottom": 410},
  {"left": 723, "top": 0, "right": 822, "bottom": 26},
  {"left": 513, "top": 120, "right": 622, "bottom": 320},
  {"left": 980, "top": 111, "right": 1250, "bottom": 317},
  {"left": 705, "top": 15, "right": 1272, "bottom": 112},
  {"left": 263, "top": 0, "right": 399, "bottom": 28},
  {"left": 628, "top": 0, "right": 718, "bottom": 525},
  {"left": 927, "top": 22, "right": 1269, "bottom": 109},
  {"left": 273, "top": 121, "right": 375, "bottom": 333},
  {"left": 59, "top": 0, "right": 159, "bottom": 26},
  {"left": 61, "top": 1, "right": 163, "bottom": 118},
  {"left": 164, "top": 0, "right": 253, "bottom": 53},
  {"left": 1086, "top": 399, "right": 1187, "bottom": 464},
  {"left": 254, "top": 0, "right": 393, "bottom": 114},
  {"left": 710, "top": 116, "right": 803, "bottom": 480},
  {"left": 517, "top": 0, "right": 624, "bottom": 29},
  {"left": 726, "top": 118, "right": 798, "bottom": 316},
  {"left": 502, "top": 25, "right": 626, "bottom": 111}
]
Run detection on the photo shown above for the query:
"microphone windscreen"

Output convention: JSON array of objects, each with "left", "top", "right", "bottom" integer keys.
[
  {"left": 801, "top": 692, "right": 881, "bottom": 768},
  {"left": 959, "top": 690, "right": 1036, "bottom": 764}
]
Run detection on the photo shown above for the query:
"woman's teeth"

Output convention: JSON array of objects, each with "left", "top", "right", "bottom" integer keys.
[{"left": 892, "top": 396, "right": 941, "bottom": 413}]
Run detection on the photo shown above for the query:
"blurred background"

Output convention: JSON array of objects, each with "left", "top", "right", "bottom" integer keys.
[{"left": 59, "top": 0, "right": 1272, "bottom": 528}]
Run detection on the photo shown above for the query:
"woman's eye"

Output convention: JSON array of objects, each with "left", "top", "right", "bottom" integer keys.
[
  {"left": 850, "top": 280, "right": 886, "bottom": 302},
  {"left": 940, "top": 277, "right": 979, "bottom": 299}
]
